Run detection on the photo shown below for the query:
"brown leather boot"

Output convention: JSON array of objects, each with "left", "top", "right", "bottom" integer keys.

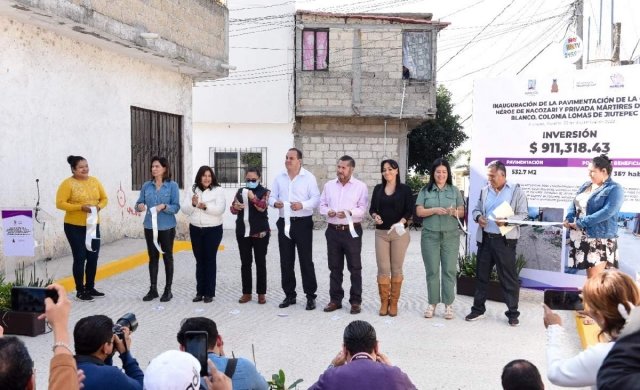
[
  {"left": 377, "top": 276, "right": 391, "bottom": 316},
  {"left": 389, "top": 275, "right": 404, "bottom": 317}
]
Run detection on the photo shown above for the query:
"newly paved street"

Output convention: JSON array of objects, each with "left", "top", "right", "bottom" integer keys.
[{"left": 19, "top": 230, "right": 586, "bottom": 389}]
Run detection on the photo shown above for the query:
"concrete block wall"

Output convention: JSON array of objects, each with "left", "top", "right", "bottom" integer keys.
[
  {"left": 294, "top": 116, "right": 421, "bottom": 227},
  {"left": 296, "top": 13, "right": 437, "bottom": 120}
]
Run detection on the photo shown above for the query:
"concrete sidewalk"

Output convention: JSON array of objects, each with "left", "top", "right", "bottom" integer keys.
[{"left": 18, "top": 229, "right": 587, "bottom": 390}]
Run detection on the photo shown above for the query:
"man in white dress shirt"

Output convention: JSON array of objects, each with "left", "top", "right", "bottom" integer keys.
[{"left": 270, "top": 148, "right": 321, "bottom": 310}]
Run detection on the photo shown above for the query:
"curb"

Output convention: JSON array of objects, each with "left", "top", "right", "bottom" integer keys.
[
  {"left": 53, "top": 241, "right": 225, "bottom": 293},
  {"left": 574, "top": 311, "right": 601, "bottom": 349}
]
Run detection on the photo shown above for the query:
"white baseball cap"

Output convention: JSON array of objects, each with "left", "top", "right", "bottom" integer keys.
[{"left": 144, "top": 350, "right": 202, "bottom": 390}]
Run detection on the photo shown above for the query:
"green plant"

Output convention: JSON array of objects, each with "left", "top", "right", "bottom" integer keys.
[
  {"left": 14, "top": 262, "right": 54, "bottom": 287},
  {"left": 0, "top": 274, "right": 12, "bottom": 311},
  {"left": 241, "top": 152, "right": 262, "bottom": 169},
  {"left": 0, "top": 263, "right": 55, "bottom": 311},
  {"left": 516, "top": 254, "right": 527, "bottom": 276},
  {"left": 457, "top": 253, "right": 478, "bottom": 278},
  {"left": 268, "top": 370, "right": 303, "bottom": 390},
  {"left": 405, "top": 173, "right": 425, "bottom": 193},
  {"left": 458, "top": 253, "right": 527, "bottom": 281}
]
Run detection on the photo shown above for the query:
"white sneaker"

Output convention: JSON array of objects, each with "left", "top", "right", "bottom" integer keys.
[
  {"left": 424, "top": 304, "right": 437, "bottom": 318},
  {"left": 444, "top": 305, "right": 454, "bottom": 320}
]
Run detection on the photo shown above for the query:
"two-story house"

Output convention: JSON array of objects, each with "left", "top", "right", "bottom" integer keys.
[
  {"left": 294, "top": 11, "right": 448, "bottom": 195},
  {"left": 0, "top": 0, "right": 228, "bottom": 268}
]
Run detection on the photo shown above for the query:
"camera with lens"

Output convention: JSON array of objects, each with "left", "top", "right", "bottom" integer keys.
[{"left": 113, "top": 313, "right": 138, "bottom": 342}]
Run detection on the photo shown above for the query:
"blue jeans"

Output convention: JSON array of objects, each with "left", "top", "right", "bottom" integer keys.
[
  {"left": 64, "top": 223, "right": 100, "bottom": 293},
  {"left": 190, "top": 224, "right": 223, "bottom": 297}
]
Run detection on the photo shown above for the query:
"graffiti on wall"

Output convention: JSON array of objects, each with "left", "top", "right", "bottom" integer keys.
[{"left": 116, "top": 182, "right": 141, "bottom": 218}]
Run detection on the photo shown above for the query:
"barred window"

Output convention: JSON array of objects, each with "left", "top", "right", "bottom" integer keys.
[
  {"left": 402, "top": 31, "right": 433, "bottom": 81},
  {"left": 209, "top": 147, "right": 267, "bottom": 188},
  {"left": 131, "top": 106, "right": 183, "bottom": 191}
]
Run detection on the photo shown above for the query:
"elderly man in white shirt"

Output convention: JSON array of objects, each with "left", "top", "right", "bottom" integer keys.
[{"left": 270, "top": 148, "right": 321, "bottom": 311}]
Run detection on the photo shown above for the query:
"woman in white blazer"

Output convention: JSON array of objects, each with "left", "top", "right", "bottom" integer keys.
[
  {"left": 543, "top": 270, "right": 640, "bottom": 389},
  {"left": 181, "top": 166, "right": 226, "bottom": 303}
]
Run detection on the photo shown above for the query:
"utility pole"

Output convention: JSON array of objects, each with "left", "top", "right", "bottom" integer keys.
[
  {"left": 612, "top": 22, "right": 621, "bottom": 65},
  {"left": 576, "top": 0, "right": 584, "bottom": 69}
]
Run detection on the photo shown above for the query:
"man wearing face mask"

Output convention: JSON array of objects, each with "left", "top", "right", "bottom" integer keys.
[{"left": 74, "top": 315, "right": 143, "bottom": 390}]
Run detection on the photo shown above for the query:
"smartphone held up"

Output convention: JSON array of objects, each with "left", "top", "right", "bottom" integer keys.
[
  {"left": 544, "top": 289, "right": 584, "bottom": 311},
  {"left": 185, "top": 331, "right": 209, "bottom": 376},
  {"left": 11, "top": 287, "right": 59, "bottom": 313}
]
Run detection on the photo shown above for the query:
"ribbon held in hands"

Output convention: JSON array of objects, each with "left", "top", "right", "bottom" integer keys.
[
  {"left": 343, "top": 210, "right": 359, "bottom": 238},
  {"left": 85, "top": 206, "right": 99, "bottom": 251},
  {"left": 487, "top": 216, "right": 564, "bottom": 226},
  {"left": 387, "top": 222, "right": 406, "bottom": 236},
  {"left": 150, "top": 207, "right": 165, "bottom": 254},
  {"left": 242, "top": 189, "right": 250, "bottom": 238},
  {"left": 283, "top": 201, "right": 292, "bottom": 239}
]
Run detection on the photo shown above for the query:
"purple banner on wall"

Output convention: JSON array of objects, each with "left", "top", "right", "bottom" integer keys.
[
  {"left": 484, "top": 157, "right": 640, "bottom": 168},
  {"left": 1, "top": 210, "right": 33, "bottom": 219},
  {"left": 2, "top": 209, "right": 34, "bottom": 257}
]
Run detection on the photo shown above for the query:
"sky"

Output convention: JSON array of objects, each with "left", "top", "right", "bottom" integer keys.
[{"left": 229, "top": 0, "right": 640, "bottom": 152}]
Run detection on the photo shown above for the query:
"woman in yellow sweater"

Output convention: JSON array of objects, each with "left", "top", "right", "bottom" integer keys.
[{"left": 56, "top": 155, "right": 108, "bottom": 302}]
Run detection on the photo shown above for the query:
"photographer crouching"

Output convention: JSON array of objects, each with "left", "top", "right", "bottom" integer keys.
[{"left": 74, "top": 313, "right": 143, "bottom": 390}]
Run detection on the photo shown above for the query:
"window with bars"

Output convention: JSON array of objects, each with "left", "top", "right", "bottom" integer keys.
[
  {"left": 130, "top": 106, "right": 184, "bottom": 190},
  {"left": 402, "top": 31, "right": 433, "bottom": 81},
  {"left": 302, "top": 29, "right": 329, "bottom": 71},
  {"left": 209, "top": 147, "right": 267, "bottom": 188}
]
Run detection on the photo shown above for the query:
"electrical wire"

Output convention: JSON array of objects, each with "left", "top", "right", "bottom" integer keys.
[{"left": 438, "top": 0, "right": 518, "bottom": 71}]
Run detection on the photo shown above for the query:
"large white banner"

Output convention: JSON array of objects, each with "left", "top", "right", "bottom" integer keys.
[
  {"left": 2, "top": 209, "right": 35, "bottom": 257},
  {"left": 470, "top": 65, "right": 640, "bottom": 289}
]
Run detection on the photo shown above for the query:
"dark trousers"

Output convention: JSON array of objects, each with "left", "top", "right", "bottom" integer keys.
[
  {"left": 144, "top": 227, "right": 175, "bottom": 288},
  {"left": 64, "top": 223, "right": 100, "bottom": 293},
  {"left": 277, "top": 217, "right": 317, "bottom": 300},
  {"left": 472, "top": 234, "right": 520, "bottom": 319},
  {"left": 326, "top": 226, "right": 363, "bottom": 305},
  {"left": 190, "top": 224, "right": 223, "bottom": 297},
  {"left": 237, "top": 233, "right": 270, "bottom": 294}
]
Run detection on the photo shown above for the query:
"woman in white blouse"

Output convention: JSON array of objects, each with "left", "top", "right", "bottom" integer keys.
[
  {"left": 543, "top": 270, "right": 640, "bottom": 389},
  {"left": 181, "top": 166, "right": 226, "bottom": 303}
]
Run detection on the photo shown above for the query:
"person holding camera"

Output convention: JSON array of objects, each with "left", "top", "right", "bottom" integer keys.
[
  {"left": 543, "top": 270, "right": 640, "bottom": 389},
  {"left": 74, "top": 314, "right": 143, "bottom": 390},
  {"left": 0, "top": 284, "right": 85, "bottom": 390},
  {"left": 309, "top": 320, "right": 416, "bottom": 389},
  {"left": 176, "top": 317, "right": 268, "bottom": 390}
]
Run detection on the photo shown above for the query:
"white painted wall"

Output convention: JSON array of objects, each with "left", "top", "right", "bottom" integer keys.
[
  {"left": 193, "top": 0, "right": 296, "bottom": 229},
  {"left": 193, "top": 0, "right": 295, "bottom": 124},
  {"left": 193, "top": 123, "right": 293, "bottom": 229},
  {"left": 0, "top": 15, "right": 193, "bottom": 271}
]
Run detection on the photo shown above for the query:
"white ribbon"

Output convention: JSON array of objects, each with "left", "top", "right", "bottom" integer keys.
[
  {"left": 85, "top": 206, "right": 98, "bottom": 252},
  {"left": 242, "top": 189, "right": 250, "bottom": 238},
  {"left": 343, "top": 210, "right": 359, "bottom": 238},
  {"left": 455, "top": 215, "right": 468, "bottom": 235},
  {"left": 387, "top": 222, "right": 406, "bottom": 236},
  {"left": 150, "top": 207, "right": 164, "bottom": 254},
  {"left": 487, "top": 216, "right": 564, "bottom": 226},
  {"left": 283, "top": 201, "right": 291, "bottom": 239}
]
